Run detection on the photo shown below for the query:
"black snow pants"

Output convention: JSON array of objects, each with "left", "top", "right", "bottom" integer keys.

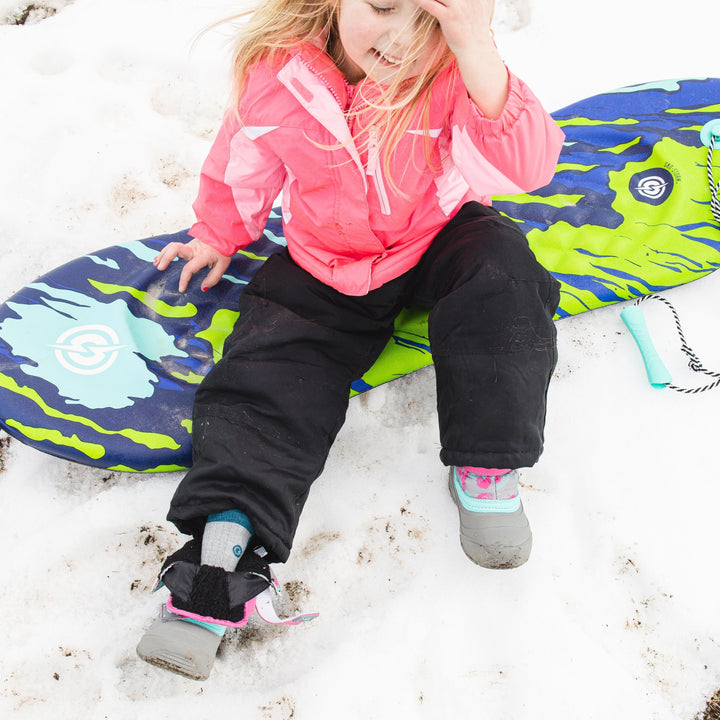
[{"left": 167, "top": 202, "right": 561, "bottom": 562}]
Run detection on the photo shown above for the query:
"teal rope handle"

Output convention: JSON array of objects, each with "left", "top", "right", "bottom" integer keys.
[
  {"left": 620, "top": 304, "right": 672, "bottom": 388},
  {"left": 622, "top": 295, "right": 720, "bottom": 394}
]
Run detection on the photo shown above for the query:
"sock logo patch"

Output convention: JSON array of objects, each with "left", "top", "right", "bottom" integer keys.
[{"left": 233, "top": 544, "right": 244, "bottom": 558}]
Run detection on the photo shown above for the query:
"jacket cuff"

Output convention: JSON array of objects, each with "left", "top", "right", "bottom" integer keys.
[
  {"left": 465, "top": 70, "right": 529, "bottom": 137},
  {"left": 188, "top": 221, "right": 243, "bottom": 257}
]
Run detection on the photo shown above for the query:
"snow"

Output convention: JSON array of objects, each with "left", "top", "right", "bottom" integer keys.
[{"left": 1, "top": 0, "right": 719, "bottom": 717}]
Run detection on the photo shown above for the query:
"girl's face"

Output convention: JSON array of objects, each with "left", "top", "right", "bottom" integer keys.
[{"left": 335, "top": 0, "right": 441, "bottom": 85}]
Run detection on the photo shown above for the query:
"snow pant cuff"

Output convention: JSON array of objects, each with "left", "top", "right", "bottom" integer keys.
[{"left": 440, "top": 448, "right": 541, "bottom": 470}]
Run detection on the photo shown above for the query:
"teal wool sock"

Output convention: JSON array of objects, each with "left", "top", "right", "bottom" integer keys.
[
  {"left": 178, "top": 510, "right": 255, "bottom": 636},
  {"left": 201, "top": 509, "right": 255, "bottom": 572}
]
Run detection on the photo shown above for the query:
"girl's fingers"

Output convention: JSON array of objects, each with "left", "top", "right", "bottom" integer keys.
[
  {"left": 200, "top": 257, "right": 232, "bottom": 291},
  {"left": 178, "top": 263, "right": 200, "bottom": 292},
  {"left": 178, "top": 255, "right": 210, "bottom": 293},
  {"left": 154, "top": 242, "right": 189, "bottom": 270},
  {"left": 411, "top": 0, "right": 445, "bottom": 17},
  {"left": 412, "top": 0, "right": 494, "bottom": 36}
]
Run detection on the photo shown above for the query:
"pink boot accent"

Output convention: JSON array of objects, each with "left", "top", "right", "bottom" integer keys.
[
  {"left": 455, "top": 467, "right": 518, "bottom": 501},
  {"left": 464, "top": 466, "right": 511, "bottom": 475},
  {"left": 166, "top": 587, "right": 319, "bottom": 628}
]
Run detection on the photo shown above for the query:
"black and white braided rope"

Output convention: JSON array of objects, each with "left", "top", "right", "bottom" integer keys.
[
  {"left": 709, "top": 135, "right": 720, "bottom": 223},
  {"left": 627, "top": 129, "right": 720, "bottom": 393},
  {"left": 633, "top": 294, "right": 720, "bottom": 393}
]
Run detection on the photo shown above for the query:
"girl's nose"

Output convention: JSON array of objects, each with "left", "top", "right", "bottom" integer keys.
[{"left": 386, "top": 10, "right": 417, "bottom": 50}]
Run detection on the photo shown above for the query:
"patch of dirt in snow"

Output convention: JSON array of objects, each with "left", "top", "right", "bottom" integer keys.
[
  {"left": 698, "top": 689, "right": 720, "bottom": 720},
  {"left": 124, "top": 524, "right": 181, "bottom": 593},
  {"left": 0, "top": 434, "right": 12, "bottom": 472},
  {"left": 259, "top": 695, "right": 296, "bottom": 720},
  {"left": 1, "top": 0, "right": 72, "bottom": 25}
]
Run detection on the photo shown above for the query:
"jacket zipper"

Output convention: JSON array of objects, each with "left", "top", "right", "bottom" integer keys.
[
  {"left": 297, "top": 57, "right": 387, "bottom": 211},
  {"left": 367, "top": 127, "right": 391, "bottom": 215}
]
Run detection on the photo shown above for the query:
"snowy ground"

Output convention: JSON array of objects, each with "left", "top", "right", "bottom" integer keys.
[{"left": 1, "top": 0, "right": 720, "bottom": 718}]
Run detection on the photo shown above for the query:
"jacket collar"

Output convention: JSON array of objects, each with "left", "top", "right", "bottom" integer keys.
[{"left": 276, "top": 44, "right": 369, "bottom": 190}]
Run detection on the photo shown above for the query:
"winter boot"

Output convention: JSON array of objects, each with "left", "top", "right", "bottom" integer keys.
[
  {"left": 449, "top": 466, "right": 532, "bottom": 569},
  {"left": 137, "top": 538, "right": 317, "bottom": 680}
]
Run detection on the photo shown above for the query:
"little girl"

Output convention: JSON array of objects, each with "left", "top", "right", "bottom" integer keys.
[{"left": 137, "top": 0, "right": 564, "bottom": 680}]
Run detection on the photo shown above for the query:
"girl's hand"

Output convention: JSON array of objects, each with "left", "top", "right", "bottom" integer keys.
[
  {"left": 154, "top": 238, "right": 232, "bottom": 293},
  {"left": 412, "top": 0, "right": 507, "bottom": 118},
  {"left": 413, "top": 0, "right": 495, "bottom": 58}
]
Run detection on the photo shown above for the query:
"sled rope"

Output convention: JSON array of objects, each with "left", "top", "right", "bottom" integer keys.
[
  {"left": 708, "top": 134, "right": 720, "bottom": 223},
  {"left": 633, "top": 294, "right": 720, "bottom": 393}
]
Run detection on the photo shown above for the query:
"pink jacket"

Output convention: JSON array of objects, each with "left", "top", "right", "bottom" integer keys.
[{"left": 190, "top": 43, "right": 564, "bottom": 296}]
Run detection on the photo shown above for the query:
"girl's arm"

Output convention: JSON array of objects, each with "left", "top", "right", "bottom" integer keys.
[
  {"left": 157, "top": 99, "right": 286, "bottom": 292},
  {"left": 415, "top": 0, "right": 563, "bottom": 193},
  {"left": 412, "top": 0, "right": 508, "bottom": 118},
  {"left": 449, "top": 71, "right": 565, "bottom": 195}
]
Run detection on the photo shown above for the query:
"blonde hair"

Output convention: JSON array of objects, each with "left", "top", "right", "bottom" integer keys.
[{"left": 217, "top": 0, "right": 455, "bottom": 190}]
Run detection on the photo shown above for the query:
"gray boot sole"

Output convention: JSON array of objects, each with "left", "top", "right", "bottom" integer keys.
[
  {"left": 137, "top": 614, "right": 222, "bottom": 681},
  {"left": 448, "top": 470, "right": 532, "bottom": 569}
]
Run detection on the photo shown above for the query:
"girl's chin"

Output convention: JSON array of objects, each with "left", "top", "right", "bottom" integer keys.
[{"left": 364, "top": 62, "right": 406, "bottom": 85}]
